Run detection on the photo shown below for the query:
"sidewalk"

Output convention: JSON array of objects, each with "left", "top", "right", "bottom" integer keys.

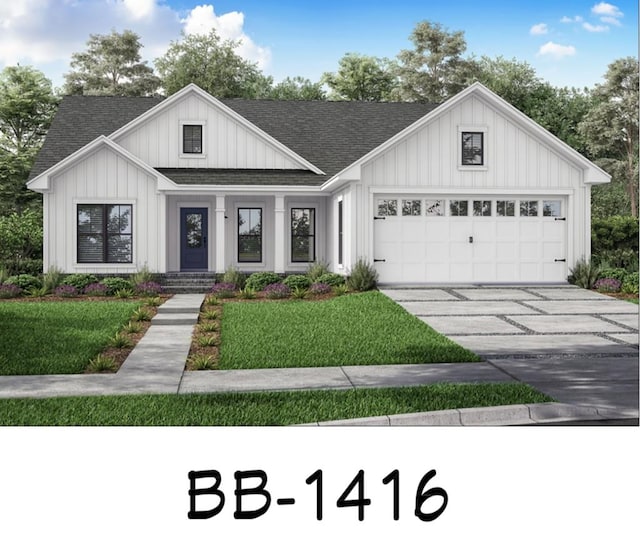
[{"left": 0, "top": 294, "right": 637, "bottom": 425}]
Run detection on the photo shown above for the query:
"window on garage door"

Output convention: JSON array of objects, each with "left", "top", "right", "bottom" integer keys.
[
  {"left": 377, "top": 199, "right": 397, "bottom": 217},
  {"left": 543, "top": 200, "right": 561, "bottom": 217},
  {"left": 450, "top": 200, "right": 468, "bottom": 216},
  {"left": 496, "top": 200, "right": 515, "bottom": 216},
  {"left": 520, "top": 200, "right": 538, "bottom": 217},
  {"left": 425, "top": 199, "right": 445, "bottom": 216},
  {"left": 402, "top": 199, "right": 421, "bottom": 216},
  {"left": 473, "top": 200, "right": 491, "bottom": 216}
]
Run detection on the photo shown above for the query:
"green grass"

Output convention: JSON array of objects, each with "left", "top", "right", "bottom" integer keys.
[
  {"left": 219, "top": 291, "right": 479, "bottom": 369},
  {"left": 625, "top": 297, "right": 639, "bottom": 304},
  {"left": 0, "top": 300, "right": 141, "bottom": 375},
  {"left": 0, "top": 383, "right": 553, "bottom": 425}
]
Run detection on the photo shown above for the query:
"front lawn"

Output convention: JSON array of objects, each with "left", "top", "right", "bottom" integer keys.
[
  {"left": 0, "top": 383, "right": 552, "bottom": 425},
  {"left": 219, "top": 291, "right": 479, "bottom": 369},
  {"left": 0, "top": 300, "right": 141, "bottom": 375}
]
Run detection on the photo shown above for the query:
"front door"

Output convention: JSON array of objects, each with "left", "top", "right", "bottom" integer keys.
[{"left": 180, "top": 208, "right": 208, "bottom": 271}]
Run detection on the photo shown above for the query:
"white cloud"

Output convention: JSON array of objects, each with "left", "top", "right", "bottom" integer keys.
[
  {"left": 583, "top": 22, "right": 609, "bottom": 32},
  {"left": 181, "top": 5, "right": 271, "bottom": 69},
  {"left": 121, "top": 0, "right": 157, "bottom": 21},
  {"left": 600, "top": 15, "right": 622, "bottom": 26},
  {"left": 591, "top": 2, "right": 623, "bottom": 18},
  {"left": 529, "top": 23, "right": 548, "bottom": 35},
  {"left": 537, "top": 41, "right": 577, "bottom": 59},
  {"left": 560, "top": 15, "right": 583, "bottom": 23}
]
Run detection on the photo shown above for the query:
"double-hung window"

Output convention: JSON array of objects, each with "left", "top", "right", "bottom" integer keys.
[
  {"left": 461, "top": 132, "right": 484, "bottom": 165},
  {"left": 238, "top": 208, "right": 262, "bottom": 263},
  {"left": 291, "top": 208, "right": 315, "bottom": 262},
  {"left": 77, "top": 204, "right": 132, "bottom": 263}
]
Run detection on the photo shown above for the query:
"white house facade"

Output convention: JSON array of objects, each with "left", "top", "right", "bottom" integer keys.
[{"left": 27, "top": 83, "right": 610, "bottom": 284}]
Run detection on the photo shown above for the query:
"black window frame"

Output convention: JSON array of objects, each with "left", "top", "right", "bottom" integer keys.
[
  {"left": 338, "top": 200, "right": 343, "bottom": 266},
  {"left": 461, "top": 132, "right": 484, "bottom": 166},
  {"left": 291, "top": 207, "right": 316, "bottom": 263},
  {"left": 237, "top": 207, "right": 262, "bottom": 263},
  {"left": 182, "top": 124, "right": 203, "bottom": 154},
  {"left": 77, "top": 204, "right": 133, "bottom": 264}
]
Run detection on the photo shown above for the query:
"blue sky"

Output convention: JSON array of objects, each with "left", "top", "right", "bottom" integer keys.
[{"left": 0, "top": 1, "right": 637, "bottom": 91}]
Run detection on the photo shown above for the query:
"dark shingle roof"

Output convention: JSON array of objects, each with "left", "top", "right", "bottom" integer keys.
[
  {"left": 158, "top": 168, "right": 325, "bottom": 186},
  {"left": 30, "top": 95, "right": 437, "bottom": 185}
]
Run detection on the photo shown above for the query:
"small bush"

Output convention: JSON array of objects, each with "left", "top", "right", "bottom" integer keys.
[
  {"left": 204, "top": 295, "right": 219, "bottom": 306},
  {"left": 0, "top": 258, "right": 42, "bottom": 276},
  {"left": 0, "top": 266, "right": 8, "bottom": 283},
  {"left": 245, "top": 271, "right": 281, "bottom": 291},
  {"left": 306, "top": 260, "right": 330, "bottom": 282},
  {"left": 115, "top": 288, "right": 135, "bottom": 299},
  {"left": 0, "top": 283, "right": 21, "bottom": 299},
  {"left": 54, "top": 284, "right": 79, "bottom": 298},
  {"left": 201, "top": 309, "right": 218, "bottom": 321},
  {"left": 86, "top": 355, "right": 118, "bottom": 373},
  {"left": 188, "top": 354, "right": 217, "bottom": 370},
  {"left": 238, "top": 287, "right": 257, "bottom": 299},
  {"left": 200, "top": 322, "right": 218, "bottom": 332},
  {"left": 123, "top": 321, "right": 142, "bottom": 334},
  {"left": 316, "top": 273, "right": 345, "bottom": 287},
  {"left": 210, "top": 282, "right": 237, "bottom": 298},
  {"left": 597, "top": 266, "right": 629, "bottom": 282},
  {"left": 83, "top": 282, "right": 109, "bottom": 296},
  {"left": 135, "top": 281, "right": 163, "bottom": 297},
  {"left": 131, "top": 307, "right": 152, "bottom": 322},
  {"left": 4, "top": 274, "right": 41, "bottom": 291},
  {"left": 42, "top": 267, "right": 64, "bottom": 292},
  {"left": 27, "top": 287, "right": 49, "bottom": 297},
  {"left": 309, "top": 282, "right": 332, "bottom": 295},
  {"left": 283, "top": 274, "right": 311, "bottom": 290},
  {"left": 291, "top": 287, "right": 308, "bottom": 300},
  {"left": 222, "top": 266, "right": 246, "bottom": 289},
  {"left": 594, "top": 249, "right": 639, "bottom": 271},
  {"left": 593, "top": 278, "right": 622, "bottom": 293},
  {"left": 263, "top": 282, "right": 291, "bottom": 299},
  {"left": 145, "top": 296, "right": 162, "bottom": 307},
  {"left": 61, "top": 274, "right": 98, "bottom": 291},
  {"left": 131, "top": 264, "right": 155, "bottom": 286},
  {"left": 622, "top": 272, "right": 639, "bottom": 295},
  {"left": 109, "top": 332, "right": 132, "bottom": 348},
  {"left": 568, "top": 258, "right": 601, "bottom": 289},
  {"left": 333, "top": 284, "right": 349, "bottom": 297},
  {"left": 101, "top": 277, "right": 133, "bottom": 295},
  {"left": 196, "top": 334, "right": 219, "bottom": 347},
  {"left": 347, "top": 259, "right": 378, "bottom": 291}
]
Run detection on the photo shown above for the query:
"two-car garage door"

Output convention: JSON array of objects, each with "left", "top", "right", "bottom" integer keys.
[{"left": 373, "top": 195, "right": 567, "bottom": 284}]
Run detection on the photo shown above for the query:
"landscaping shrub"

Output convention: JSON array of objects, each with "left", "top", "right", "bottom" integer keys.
[
  {"left": 306, "top": 260, "right": 329, "bottom": 282},
  {"left": 238, "top": 288, "right": 257, "bottom": 299},
  {"left": 592, "top": 216, "right": 639, "bottom": 271},
  {"left": 54, "top": 284, "right": 79, "bottom": 298},
  {"left": 347, "top": 259, "right": 378, "bottom": 291},
  {"left": 210, "top": 282, "right": 237, "bottom": 298},
  {"left": 594, "top": 249, "right": 639, "bottom": 271},
  {"left": 245, "top": 271, "right": 281, "bottom": 291},
  {"left": 222, "top": 266, "right": 246, "bottom": 289},
  {"left": 4, "top": 274, "right": 41, "bottom": 291},
  {"left": 0, "top": 258, "right": 42, "bottom": 276},
  {"left": 315, "top": 273, "right": 345, "bottom": 287},
  {"left": 593, "top": 278, "right": 622, "bottom": 293},
  {"left": 42, "top": 267, "right": 64, "bottom": 292},
  {"left": 291, "top": 287, "right": 308, "bottom": 300},
  {"left": 263, "top": 282, "right": 291, "bottom": 299},
  {"left": 597, "top": 267, "right": 629, "bottom": 283},
  {"left": 309, "top": 282, "right": 332, "bottom": 295},
  {"left": 135, "top": 281, "right": 163, "bottom": 297},
  {"left": 83, "top": 282, "right": 109, "bottom": 296},
  {"left": 568, "top": 258, "right": 601, "bottom": 289},
  {"left": 131, "top": 264, "right": 156, "bottom": 285},
  {"left": 622, "top": 272, "right": 639, "bottom": 295},
  {"left": 61, "top": 274, "right": 98, "bottom": 291},
  {"left": 101, "top": 277, "right": 133, "bottom": 295},
  {"left": 0, "top": 209, "right": 43, "bottom": 276},
  {"left": 282, "top": 274, "right": 311, "bottom": 290},
  {"left": 0, "top": 266, "right": 7, "bottom": 283},
  {"left": 0, "top": 283, "right": 21, "bottom": 299}
]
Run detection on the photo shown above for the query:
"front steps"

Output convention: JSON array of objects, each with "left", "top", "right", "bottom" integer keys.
[{"left": 159, "top": 272, "right": 217, "bottom": 294}]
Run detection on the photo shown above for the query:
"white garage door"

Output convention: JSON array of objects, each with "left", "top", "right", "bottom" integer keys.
[{"left": 373, "top": 196, "right": 567, "bottom": 283}]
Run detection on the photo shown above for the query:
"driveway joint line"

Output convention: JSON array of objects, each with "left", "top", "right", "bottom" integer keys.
[
  {"left": 515, "top": 300, "right": 550, "bottom": 314},
  {"left": 497, "top": 314, "right": 535, "bottom": 334},
  {"left": 443, "top": 288, "right": 470, "bottom": 300},
  {"left": 593, "top": 314, "right": 638, "bottom": 332},
  {"left": 339, "top": 366, "right": 357, "bottom": 389}
]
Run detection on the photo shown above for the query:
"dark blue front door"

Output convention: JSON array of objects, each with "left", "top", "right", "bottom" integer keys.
[{"left": 180, "top": 208, "right": 208, "bottom": 271}]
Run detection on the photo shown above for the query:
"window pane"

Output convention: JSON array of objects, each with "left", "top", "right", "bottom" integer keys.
[
  {"left": 186, "top": 213, "right": 203, "bottom": 248},
  {"left": 78, "top": 234, "right": 103, "bottom": 263},
  {"left": 473, "top": 200, "right": 491, "bottom": 216},
  {"left": 543, "top": 200, "right": 561, "bottom": 217},
  {"left": 450, "top": 200, "right": 468, "bottom": 216},
  {"left": 496, "top": 200, "right": 515, "bottom": 217},
  {"left": 402, "top": 200, "right": 421, "bottom": 216},
  {"left": 377, "top": 199, "right": 397, "bottom": 217},
  {"left": 238, "top": 208, "right": 262, "bottom": 262},
  {"left": 291, "top": 208, "right": 315, "bottom": 262},
  {"left": 425, "top": 199, "right": 444, "bottom": 216},
  {"left": 107, "top": 235, "right": 132, "bottom": 263},
  {"left": 183, "top": 125, "right": 202, "bottom": 153},
  {"left": 462, "top": 132, "right": 483, "bottom": 165},
  {"left": 520, "top": 201, "right": 538, "bottom": 217},
  {"left": 238, "top": 237, "right": 261, "bottom": 262},
  {"left": 338, "top": 200, "right": 343, "bottom": 265},
  {"left": 107, "top": 205, "right": 131, "bottom": 234},
  {"left": 292, "top": 237, "right": 315, "bottom": 262},
  {"left": 78, "top": 205, "right": 103, "bottom": 233}
]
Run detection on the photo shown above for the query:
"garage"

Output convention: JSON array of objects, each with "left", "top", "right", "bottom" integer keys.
[{"left": 373, "top": 195, "right": 567, "bottom": 284}]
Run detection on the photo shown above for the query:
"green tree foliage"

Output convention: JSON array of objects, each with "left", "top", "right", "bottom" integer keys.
[
  {"left": 268, "top": 76, "right": 326, "bottom": 100},
  {"left": 63, "top": 30, "right": 160, "bottom": 96},
  {"left": 579, "top": 57, "right": 639, "bottom": 217},
  {"left": 155, "top": 30, "right": 273, "bottom": 98},
  {"left": 394, "top": 21, "right": 479, "bottom": 102},
  {"left": 0, "top": 66, "right": 58, "bottom": 214},
  {"left": 0, "top": 209, "right": 43, "bottom": 271},
  {"left": 322, "top": 53, "right": 396, "bottom": 101}
]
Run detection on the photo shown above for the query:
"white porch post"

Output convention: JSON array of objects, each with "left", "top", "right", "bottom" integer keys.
[
  {"left": 215, "top": 194, "right": 226, "bottom": 273},
  {"left": 274, "top": 194, "right": 286, "bottom": 273}
]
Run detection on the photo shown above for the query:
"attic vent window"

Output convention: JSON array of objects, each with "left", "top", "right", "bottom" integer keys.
[
  {"left": 183, "top": 124, "right": 203, "bottom": 154},
  {"left": 461, "top": 132, "right": 484, "bottom": 165}
]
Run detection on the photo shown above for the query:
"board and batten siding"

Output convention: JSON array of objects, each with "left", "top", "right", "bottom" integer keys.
[
  {"left": 116, "top": 93, "right": 304, "bottom": 170},
  {"left": 357, "top": 94, "right": 591, "bottom": 264},
  {"left": 44, "top": 146, "right": 165, "bottom": 273}
]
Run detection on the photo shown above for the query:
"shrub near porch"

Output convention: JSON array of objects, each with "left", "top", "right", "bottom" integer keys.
[{"left": 219, "top": 291, "right": 480, "bottom": 369}]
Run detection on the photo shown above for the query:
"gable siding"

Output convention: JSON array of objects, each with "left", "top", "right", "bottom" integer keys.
[
  {"left": 45, "top": 147, "right": 165, "bottom": 273},
  {"left": 116, "top": 93, "right": 304, "bottom": 170}
]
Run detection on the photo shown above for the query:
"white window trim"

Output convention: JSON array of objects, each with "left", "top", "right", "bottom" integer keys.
[
  {"left": 180, "top": 120, "right": 206, "bottom": 159},
  {"left": 457, "top": 125, "right": 488, "bottom": 171}
]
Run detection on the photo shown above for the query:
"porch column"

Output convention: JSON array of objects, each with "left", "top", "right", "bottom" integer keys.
[
  {"left": 215, "top": 194, "right": 226, "bottom": 273},
  {"left": 274, "top": 194, "right": 286, "bottom": 273}
]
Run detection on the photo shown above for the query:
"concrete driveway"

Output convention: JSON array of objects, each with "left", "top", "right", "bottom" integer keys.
[{"left": 381, "top": 285, "right": 639, "bottom": 414}]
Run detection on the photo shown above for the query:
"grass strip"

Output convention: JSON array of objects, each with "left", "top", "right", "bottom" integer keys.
[
  {"left": 0, "top": 383, "right": 553, "bottom": 426},
  {"left": 0, "top": 300, "right": 141, "bottom": 375},
  {"left": 219, "top": 291, "right": 480, "bottom": 369}
]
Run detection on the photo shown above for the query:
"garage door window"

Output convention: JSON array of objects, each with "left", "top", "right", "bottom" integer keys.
[
  {"left": 377, "top": 199, "right": 397, "bottom": 217},
  {"left": 402, "top": 200, "right": 421, "bottom": 216},
  {"left": 543, "top": 200, "right": 561, "bottom": 217},
  {"left": 473, "top": 200, "right": 491, "bottom": 216},
  {"left": 496, "top": 200, "right": 515, "bottom": 216},
  {"left": 425, "top": 200, "right": 444, "bottom": 216},
  {"left": 520, "top": 201, "right": 538, "bottom": 217},
  {"left": 450, "top": 200, "right": 468, "bottom": 216}
]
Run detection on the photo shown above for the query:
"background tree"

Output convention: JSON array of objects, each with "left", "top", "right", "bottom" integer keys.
[
  {"left": 579, "top": 57, "right": 639, "bottom": 217},
  {"left": 268, "top": 76, "right": 325, "bottom": 100},
  {"left": 0, "top": 66, "right": 58, "bottom": 214},
  {"left": 394, "top": 21, "right": 479, "bottom": 102},
  {"left": 322, "top": 53, "right": 396, "bottom": 101},
  {"left": 63, "top": 29, "right": 160, "bottom": 96},
  {"left": 155, "top": 30, "right": 273, "bottom": 98}
]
